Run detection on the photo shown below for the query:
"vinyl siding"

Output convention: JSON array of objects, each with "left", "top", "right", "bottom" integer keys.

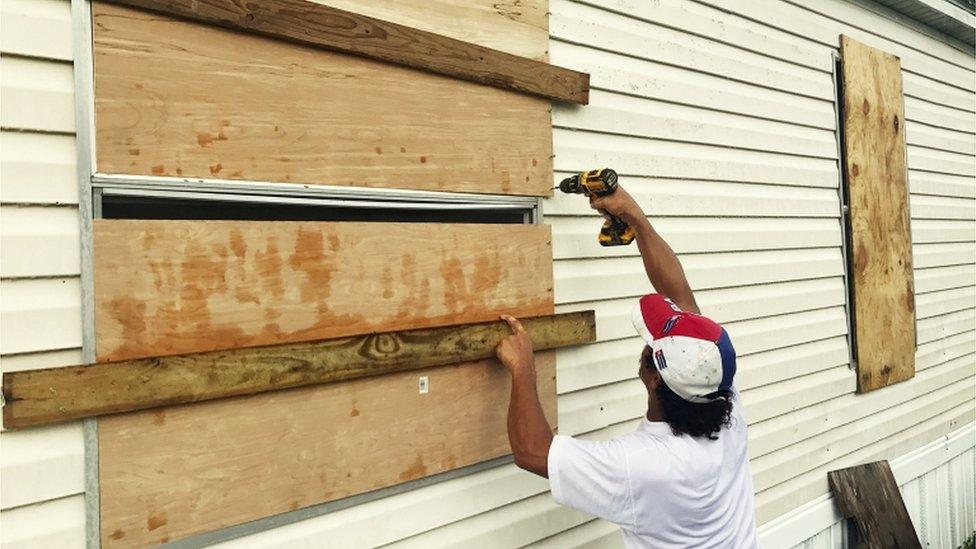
[
  {"left": 2, "top": 0, "right": 973, "bottom": 548},
  {"left": 760, "top": 423, "right": 976, "bottom": 549},
  {"left": 540, "top": 0, "right": 975, "bottom": 540},
  {"left": 0, "top": 1, "right": 86, "bottom": 548}
]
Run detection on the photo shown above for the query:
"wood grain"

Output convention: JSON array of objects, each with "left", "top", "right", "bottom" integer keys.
[
  {"left": 93, "top": 219, "right": 553, "bottom": 361},
  {"left": 93, "top": 3, "right": 555, "bottom": 196},
  {"left": 828, "top": 461, "right": 922, "bottom": 549},
  {"left": 100, "top": 0, "right": 585, "bottom": 103},
  {"left": 316, "top": 0, "right": 549, "bottom": 61},
  {"left": 3, "top": 312, "right": 592, "bottom": 428},
  {"left": 840, "top": 35, "right": 916, "bottom": 393},
  {"left": 99, "top": 352, "right": 557, "bottom": 547}
]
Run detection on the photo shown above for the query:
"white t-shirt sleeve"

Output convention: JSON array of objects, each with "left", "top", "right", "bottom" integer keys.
[{"left": 548, "top": 434, "right": 635, "bottom": 528}]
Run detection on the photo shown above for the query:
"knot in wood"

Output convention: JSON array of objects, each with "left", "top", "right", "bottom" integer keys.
[{"left": 359, "top": 333, "right": 402, "bottom": 358}]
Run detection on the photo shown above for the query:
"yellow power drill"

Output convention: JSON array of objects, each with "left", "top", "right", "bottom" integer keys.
[{"left": 555, "top": 168, "right": 636, "bottom": 246}]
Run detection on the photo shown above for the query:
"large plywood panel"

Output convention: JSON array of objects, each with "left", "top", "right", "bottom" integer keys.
[
  {"left": 93, "top": 219, "right": 553, "bottom": 361},
  {"left": 840, "top": 35, "right": 915, "bottom": 392},
  {"left": 93, "top": 3, "right": 553, "bottom": 196},
  {"left": 99, "top": 351, "right": 557, "bottom": 547}
]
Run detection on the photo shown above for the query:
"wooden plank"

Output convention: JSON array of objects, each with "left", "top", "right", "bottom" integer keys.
[
  {"left": 93, "top": 3, "right": 555, "bottom": 196},
  {"left": 828, "top": 460, "right": 922, "bottom": 549},
  {"left": 839, "top": 35, "right": 916, "bottom": 393},
  {"left": 3, "top": 311, "right": 593, "bottom": 429},
  {"left": 98, "top": 351, "right": 558, "bottom": 547},
  {"left": 308, "top": 0, "right": 548, "bottom": 61},
  {"left": 92, "top": 219, "right": 554, "bottom": 361},
  {"left": 100, "top": 0, "right": 583, "bottom": 103}
]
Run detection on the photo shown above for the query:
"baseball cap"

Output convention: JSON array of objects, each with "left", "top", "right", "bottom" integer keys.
[{"left": 631, "top": 294, "right": 736, "bottom": 403}]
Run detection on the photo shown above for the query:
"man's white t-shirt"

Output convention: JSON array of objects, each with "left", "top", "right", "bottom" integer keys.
[{"left": 548, "top": 391, "right": 758, "bottom": 548}]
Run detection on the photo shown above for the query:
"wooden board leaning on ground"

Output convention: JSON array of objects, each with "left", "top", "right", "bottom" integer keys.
[
  {"left": 839, "top": 35, "right": 915, "bottom": 393},
  {"left": 828, "top": 461, "right": 922, "bottom": 548},
  {"left": 94, "top": 219, "right": 554, "bottom": 361},
  {"left": 99, "top": 352, "right": 557, "bottom": 547},
  {"left": 92, "top": 2, "right": 555, "bottom": 196}
]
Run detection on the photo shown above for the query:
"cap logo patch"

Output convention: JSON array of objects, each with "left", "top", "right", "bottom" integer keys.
[
  {"left": 665, "top": 299, "right": 682, "bottom": 312},
  {"left": 654, "top": 349, "right": 668, "bottom": 370},
  {"left": 661, "top": 315, "right": 680, "bottom": 335}
]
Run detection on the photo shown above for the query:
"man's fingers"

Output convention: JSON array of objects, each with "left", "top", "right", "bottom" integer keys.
[{"left": 501, "top": 315, "right": 526, "bottom": 334}]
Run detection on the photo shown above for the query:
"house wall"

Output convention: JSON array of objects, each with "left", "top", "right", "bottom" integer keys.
[
  {"left": 760, "top": 423, "right": 975, "bottom": 549},
  {"left": 0, "top": 0, "right": 87, "bottom": 546},
  {"left": 543, "top": 0, "right": 975, "bottom": 536},
  {"left": 0, "top": 0, "right": 972, "bottom": 547}
]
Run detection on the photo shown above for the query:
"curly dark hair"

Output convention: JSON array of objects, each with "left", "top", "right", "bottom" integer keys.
[{"left": 654, "top": 381, "right": 734, "bottom": 439}]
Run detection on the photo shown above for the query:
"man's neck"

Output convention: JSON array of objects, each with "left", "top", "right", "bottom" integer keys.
[{"left": 646, "top": 397, "right": 664, "bottom": 422}]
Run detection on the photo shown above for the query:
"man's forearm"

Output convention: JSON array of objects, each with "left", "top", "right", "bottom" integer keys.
[
  {"left": 507, "top": 368, "right": 554, "bottom": 477},
  {"left": 632, "top": 217, "right": 699, "bottom": 314}
]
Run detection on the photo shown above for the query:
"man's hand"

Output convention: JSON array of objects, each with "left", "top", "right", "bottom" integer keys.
[
  {"left": 588, "top": 184, "right": 647, "bottom": 229},
  {"left": 496, "top": 315, "right": 535, "bottom": 376}
]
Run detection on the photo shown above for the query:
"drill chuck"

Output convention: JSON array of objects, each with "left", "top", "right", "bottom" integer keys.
[{"left": 557, "top": 168, "right": 619, "bottom": 196}]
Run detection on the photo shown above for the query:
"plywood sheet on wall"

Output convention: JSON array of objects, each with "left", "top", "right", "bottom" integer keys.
[
  {"left": 93, "top": 219, "right": 554, "bottom": 361},
  {"left": 98, "top": 351, "right": 557, "bottom": 547},
  {"left": 839, "top": 35, "right": 915, "bottom": 392},
  {"left": 316, "top": 0, "right": 549, "bottom": 60},
  {"left": 92, "top": 3, "right": 553, "bottom": 196}
]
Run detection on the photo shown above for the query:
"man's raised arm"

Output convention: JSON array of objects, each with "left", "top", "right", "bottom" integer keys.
[{"left": 589, "top": 187, "right": 699, "bottom": 314}]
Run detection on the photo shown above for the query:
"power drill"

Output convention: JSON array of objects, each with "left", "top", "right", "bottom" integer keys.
[{"left": 555, "top": 168, "right": 636, "bottom": 246}]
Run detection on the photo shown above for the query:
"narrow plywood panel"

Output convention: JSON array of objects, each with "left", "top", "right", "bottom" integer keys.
[
  {"left": 4, "top": 312, "right": 593, "bottom": 428},
  {"left": 93, "top": 3, "right": 554, "bottom": 196},
  {"left": 99, "top": 351, "right": 557, "bottom": 547},
  {"left": 94, "top": 219, "right": 553, "bottom": 361},
  {"left": 99, "top": 0, "right": 585, "bottom": 103},
  {"left": 840, "top": 35, "right": 915, "bottom": 392},
  {"left": 318, "top": 0, "right": 548, "bottom": 60}
]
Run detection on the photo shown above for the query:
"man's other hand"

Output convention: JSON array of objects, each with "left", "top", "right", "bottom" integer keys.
[
  {"left": 496, "top": 315, "right": 535, "bottom": 376},
  {"left": 589, "top": 184, "right": 646, "bottom": 228}
]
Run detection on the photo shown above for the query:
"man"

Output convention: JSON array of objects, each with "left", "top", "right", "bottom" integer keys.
[{"left": 496, "top": 184, "right": 759, "bottom": 548}]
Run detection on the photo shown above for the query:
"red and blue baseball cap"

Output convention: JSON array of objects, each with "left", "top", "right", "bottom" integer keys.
[{"left": 631, "top": 294, "right": 736, "bottom": 403}]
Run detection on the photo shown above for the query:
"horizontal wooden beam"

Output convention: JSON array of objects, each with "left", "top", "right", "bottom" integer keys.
[
  {"left": 100, "top": 0, "right": 590, "bottom": 104},
  {"left": 2, "top": 311, "right": 594, "bottom": 429}
]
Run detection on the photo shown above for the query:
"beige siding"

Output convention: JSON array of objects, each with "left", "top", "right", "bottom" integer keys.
[
  {"left": 0, "top": 0, "right": 86, "bottom": 547},
  {"left": 0, "top": 0, "right": 971, "bottom": 547},
  {"left": 540, "top": 0, "right": 976, "bottom": 542}
]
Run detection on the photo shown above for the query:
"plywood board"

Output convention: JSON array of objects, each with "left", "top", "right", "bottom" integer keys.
[
  {"left": 828, "top": 461, "right": 922, "bottom": 548},
  {"left": 93, "top": 3, "right": 555, "bottom": 196},
  {"left": 93, "top": 219, "right": 553, "bottom": 361},
  {"left": 840, "top": 35, "right": 916, "bottom": 392},
  {"left": 4, "top": 312, "right": 593, "bottom": 428},
  {"left": 317, "top": 0, "right": 549, "bottom": 61},
  {"left": 99, "top": 351, "right": 557, "bottom": 547},
  {"left": 99, "top": 0, "right": 585, "bottom": 103}
]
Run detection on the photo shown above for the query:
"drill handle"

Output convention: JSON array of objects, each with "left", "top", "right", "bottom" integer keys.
[{"left": 599, "top": 215, "right": 637, "bottom": 247}]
